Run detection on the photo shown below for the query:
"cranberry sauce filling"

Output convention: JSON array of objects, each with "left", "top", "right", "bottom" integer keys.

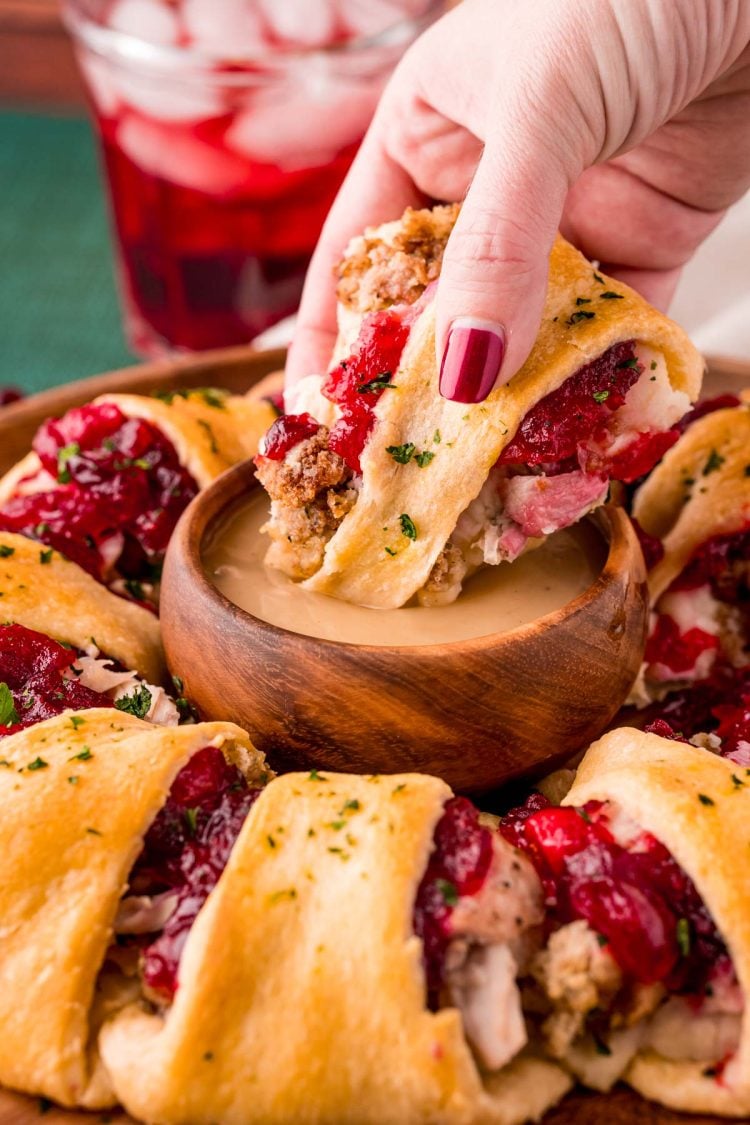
[
  {"left": 631, "top": 517, "right": 665, "bottom": 570},
  {"left": 321, "top": 309, "right": 412, "bottom": 473},
  {"left": 128, "top": 747, "right": 261, "bottom": 1002},
  {"left": 0, "top": 623, "right": 111, "bottom": 736},
  {"left": 676, "top": 394, "right": 742, "bottom": 435},
  {"left": 413, "top": 796, "right": 494, "bottom": 998},
  {"left": 636, "top": 664, "right": 750, "bottom": 764},
  {"left": 500, "top": 795, "right": 727, "bottom": 992},
  {"left": 258, "top": 411, "right": 321, "bottom": 461},
  {"left": 0, "top": 403, "right": 198, "bottom": 586},
  {"left": 671, "top": 527, "right": 750, "bottom": 602},
  {"left": 644, "top": 614, "right": 720, "bottom": 677},
  {"left": 497, "top": 341, "right": 647, "bottom": 475},
  {"left": 0, "top": 387, "right": 23, "bottom": 406}
]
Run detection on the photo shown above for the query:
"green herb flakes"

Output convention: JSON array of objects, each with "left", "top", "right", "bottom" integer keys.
[
  {"left": 414, "top": 450, "right": 435, "bottom": 468},
  {"left": 57, "top": 441, "right": 81, "bottom": 483},
  {"left": 0, "top": 545, "right": 14, "bottom": 558},
  {"left": 575, "top": 297, "right": 591, "bottom": 306},
  {"left": 433, "top": 429, "right": 441, "bottom": 444},
  {"left": 308, "top": 769, "right": 327, "bottom": 781},
  {"left": 676, "top": 917, "right": 691, "bottom": 956},
  {"left": 68, "top": 776, "right": 79, "bottom": 785},
  {"left": 114, "top": 685, "right": 153, "bottom": 719},
  {"left": 600, "top": 291, "right": 623, "bottom": 300},
  {"left": 399, "top": 513, "right": 417, "bottom": 540},
  {"left": 436, "top": 878, "right": 458, "bottom": 906},
  {"left": 86, "top": 827, "right": 103, "bottom": 836},
  {"left": 184, "top": 808, "right": 198, "bottom": 835},
  {"left": 384, "top": 546, "right": 397, "bottom": 557},
  {"left": 357, "top": 372, "right": 395, "bottom": 394},
  {"left": 616, "top": 358, "right": 639, "bottom": 370},
  {"left": 27, "top": 757, "right": 48, "bottom": 771},
  {"left": 0, "top": 683, "right": 20, "bottom": 727},
  {"left": 698, "top": 793, "right": 715, "bottom": 807},
  {"left": 592, "top": 390, "right": 610, "bottom": 404},
  {"left": 593, "top": 271, "right": 605, "bottom": 284},
  {"left": 69, "top": 715, "right": 85, "bottom": 730},
  {"left": 70, "top": 746, "right": 92, "bottom": 761},
  {"left": 703, "top": 449, "right": 725, "bottom": 476},
  {"left": 566, "top": 310, "right": 595, "bottom": 326},
  {"left": 39, "top": 548, "right": 54, "bottom": 565},
  {"left": 386, "top": 442, "right": 416, "bottom": 464}
]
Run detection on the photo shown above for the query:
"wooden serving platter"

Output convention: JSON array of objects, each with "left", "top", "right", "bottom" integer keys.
[{"left": 0, "top": 347, "right": 748, "bottom": 1125}]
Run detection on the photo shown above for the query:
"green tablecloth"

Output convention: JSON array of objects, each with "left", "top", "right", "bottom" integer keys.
[{"left": 0, "top": 110, "right": 135, "bottom": 394}]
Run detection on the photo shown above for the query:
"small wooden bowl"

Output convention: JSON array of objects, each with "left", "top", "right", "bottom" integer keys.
[{"left": 161, "top": 465, "right": 649, "bottom": 792}]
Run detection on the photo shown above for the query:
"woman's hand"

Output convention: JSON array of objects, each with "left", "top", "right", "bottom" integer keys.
[{"left": 287, "top": 0, "right": 750, "bottom": 402}]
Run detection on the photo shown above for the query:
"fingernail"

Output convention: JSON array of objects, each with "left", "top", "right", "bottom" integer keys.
[{"left": 439, "top": 318, "right": 507, "bottom": 403}]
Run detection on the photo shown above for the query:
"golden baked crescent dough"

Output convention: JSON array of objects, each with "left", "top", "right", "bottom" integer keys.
[
  {"left": 95, "top": 390, "right": 276, "bottom": 488},
  {"left": 0, "top": 710, "right": 267, "bottom": 1110},
  {"left": 632, "top": 402, "right": 750, "bottom": 600},
  {"left": 101, "top": 771, "right": 570, "bottom": 1125},
  {"left": 0, "top": 531, "right": 164, "bottom": 683},
  {"left": 565, "top": 728, "right": 750, "bottom": 1116},
  {"left": 299, "top": 233, "right": 703, "bottom": 609}
]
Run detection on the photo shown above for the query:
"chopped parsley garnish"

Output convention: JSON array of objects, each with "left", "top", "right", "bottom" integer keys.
[
  {"left": 68, "top": 776, "right": 79, "bottom": 785},
  {"left": 676, "top": 917, "right": 691, "bottom": 956},
  {"left": 399, "top": 513, "right": 417, "bottom": 540},
  {"left": 566, "top": 310, "right": 596, "bottom": 326},
  {"left": 575, "top": 297, "right": 591, "bottom": 306},
  {"left": 731, "top": 773, "right": 744, "bottom": 788},
  {"left": 114, "top": 685, "right": 153, "bottom": 719},
  {"left": 703, "top": 448, "right": 725, "bottom": 476},
  {"left": 124, "top": 578, "right": 146, "bottom": 601},
  {"left": 39, "top": 548, "right": 53, "bottom": 565},
  {"left": 308, "top": 769, "right": 327, "bottom": 781},
  {"left": 433, "top": 429, "right": 441, "bottom": 444},
  {"left": 414, "top": 450, "right": 435, "bottom": 468},
  {"left": 600, "top": 291, "right": 624, "bottom": 300},
  {"left": 593, "top": 271, "right": 605, "bottom": 284},
  {"left": 0, "top": 545, "right": 14, "bottom": 558},
  {"left": 616, "top": 357, "right": 639, "bottom": 370},
  {"left": 357, "top": 372, "right": 395, "bottom": 394},
  {"left": 56, "top": 441, "right": 80, "bottom": 483},
  {"left": 698, "top": 793, "right": 715, "bottom": 806},
  {"left": 69, "top": 746, "right": 93, "bottom": 761},
  {"left": 436, "top": 878, "right": 458, "bottom": 906},
  {"left": 86, "top": 827, "right": 102, "bottom": 836},
  {"left": 593, "top": 1036, "right": 612, "bottom": 1057},
  {"left": 339, "top": 799, "right": 360, "bottom": 814},
  {"left": 267, "top": 833, "right": 277, "bottom": 848},
  {"left": 650, "top": 360, "right": 658, "bottom": 370},
  {"left": 0, "top": 683, "right": 19, "bottom": 727},
  {"left": 197, "top": 418, "right": 219, "bottom": 454},
  {"left": 27, "top": 757, "right": 48, "bottom": 771},
  {"left": 384, "top": 546, "right": 397, "bottom": 557},
  {"left": 592, "top": 390, "right": 610, "bottom": 404},
  {"left": 184, "top": 808, "right": 198, "bottom": 835},
  {"left": 69, "top": 715, "right": 85, "bottom": 730},
  {"left": 155, "top": 386, "right": 227, "bottom": 409},
  {"left": 386, "top": 442, "right": 416, "bottom": 464}
]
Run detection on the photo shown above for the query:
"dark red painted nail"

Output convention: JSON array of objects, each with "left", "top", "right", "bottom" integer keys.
[{"left": 439, "top": 319, "right": 507, "bottom": 403}]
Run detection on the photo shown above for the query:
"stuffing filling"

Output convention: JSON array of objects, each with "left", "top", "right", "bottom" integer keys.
[
  {"left": 110, "top": 746, "right": 264, "bottom": 1004},
  {"left": 0, "top": 622, "right": 180, "bottom": 736},
  {"left": 0, "top": 402, "right": 199, "bottom": 605},
  {"left": 414, "top": 791, "right": 742, "bottom": 1090}
]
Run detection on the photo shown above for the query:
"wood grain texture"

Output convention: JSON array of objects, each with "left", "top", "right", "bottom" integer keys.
[{"left": 160, "top": 462, "right": 649, "bottom": 793}]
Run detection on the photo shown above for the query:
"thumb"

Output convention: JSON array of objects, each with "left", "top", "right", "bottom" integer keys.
[{"left": 437, "top": 141, "right": 570, "bottom": 403}]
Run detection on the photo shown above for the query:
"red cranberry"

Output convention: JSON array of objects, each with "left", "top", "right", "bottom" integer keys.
[
  {"left": 413, "top": 796, "right": 494, "bottom": 997},
  {"left": 258, "top": 412, "right": 320, "bottom": 461},
  {"left": 677, "top": 394, "right": 742, "bottom": 434},
  {"left": 131, "top": 747, "right": 262, "bottom": 1001},
  {"left": 497, "top": 341, "right": 642, "bottom": 470},
  {"left": 631, "top": 517, "right": 665, "bottom": 570},
  {"left": 322, "top": 309, "right": 411, "bottom": 473},
  {"left": 0, "top": 403, "right": 198, "bottom": 588},
  {"left": 645, "top": 613, "right": 720, "bottom": 676},
  {"left": 0, "top": 623, "right": 111, "bottom": 736},
  {"left": 0, "top": 387, "right": 23, "bottom": 406}
]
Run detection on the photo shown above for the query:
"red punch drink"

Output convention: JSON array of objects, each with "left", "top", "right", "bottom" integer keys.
[{"left": 63, "top": 0, "right": 443, "bottom": 356}]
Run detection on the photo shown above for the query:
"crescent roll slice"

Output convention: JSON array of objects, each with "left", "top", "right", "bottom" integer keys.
[
  {"left": 0, "top": 530, "right": 164, "bottom": 683},
  {"left": 101, "top": 772, "right": 571, "bottom": 1125},
  {"left": 631, "top": 400, "right": 750, "bottom": 700},
  {"left": 0, "top": 710, "right": 268, "bottom": 1110},
  {"left": 0, "top": 388, "right": 275, "bottom": 606},
  {"left": 560, "top": 729, "right": 750, "bottom": 1116},
  {"left": 257, "top": 204, "right": 702, "bottom": 609}
]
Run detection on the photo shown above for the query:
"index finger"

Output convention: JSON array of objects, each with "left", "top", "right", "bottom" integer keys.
[{"left": 285, "top": 123, "right": 426, "bottom": 387}]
